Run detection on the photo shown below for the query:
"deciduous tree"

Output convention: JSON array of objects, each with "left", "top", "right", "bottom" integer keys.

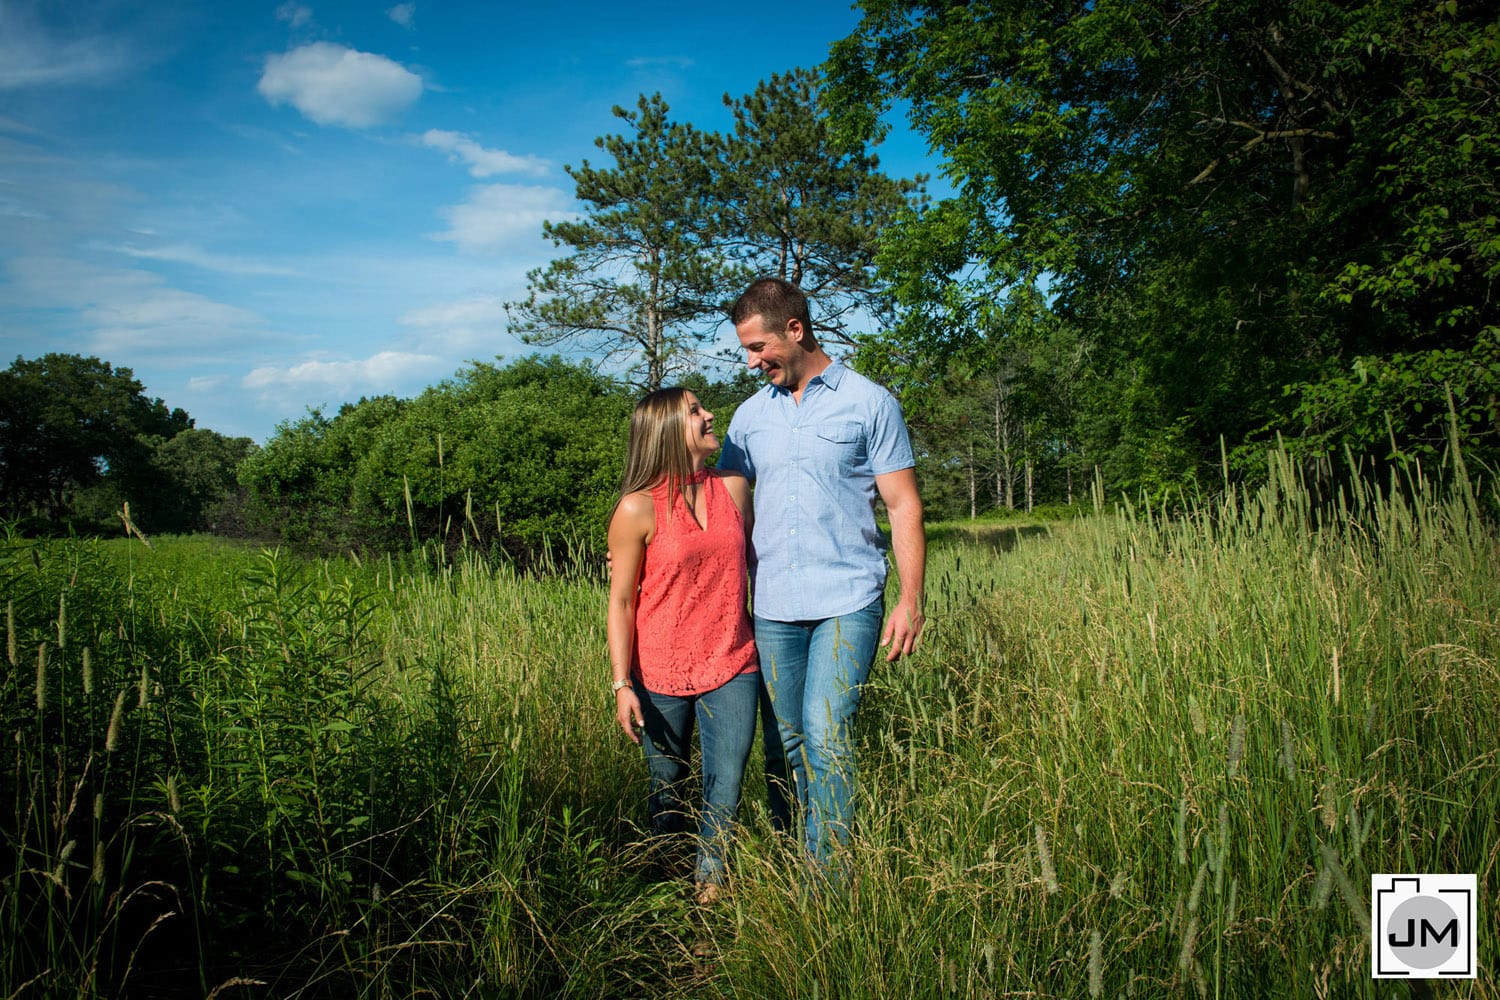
[
  {"left": 828, "top": 0, "right": 1500, "bottom": 486},
  {"left": 0, "top": 353, "right": 190, "bottom": 525}
]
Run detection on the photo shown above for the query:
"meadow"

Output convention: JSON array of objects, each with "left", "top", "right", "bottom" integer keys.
[{"left": 3, "top": 450, "right": 1496, "bottom": 998}]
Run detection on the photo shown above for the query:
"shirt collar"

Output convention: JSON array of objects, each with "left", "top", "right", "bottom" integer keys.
[{"left": 770, "top": 358, "right": 847, "bottom": 397}]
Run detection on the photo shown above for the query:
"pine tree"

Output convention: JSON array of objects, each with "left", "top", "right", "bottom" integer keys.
[
  {"left": 507, "top": 95, "right": 722, "bottom": 391},
  {"left": 718, "top": 68, "right": 925, "bottom": 345}
]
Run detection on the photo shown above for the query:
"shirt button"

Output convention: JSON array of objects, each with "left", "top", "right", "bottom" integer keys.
[{"left": 790, "top": 528, "right": 797, "bottom": 535}]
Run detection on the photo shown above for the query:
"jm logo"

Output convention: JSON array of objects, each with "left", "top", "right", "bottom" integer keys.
[
  {"left": 1388, "top": 914, "right": 1458, "bottom": 949},
  {"left": 1371, "top": 874, "right": 1477, "bottom": 979}
]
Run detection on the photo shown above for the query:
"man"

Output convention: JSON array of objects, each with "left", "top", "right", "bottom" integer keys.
[{"left": 718, "top": 277, "right": 925, "bottom": 869}]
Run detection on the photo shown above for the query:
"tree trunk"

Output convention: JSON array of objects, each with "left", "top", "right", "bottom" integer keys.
[{"left": 967, "top": 438, "right": 976, "bottom": 519}]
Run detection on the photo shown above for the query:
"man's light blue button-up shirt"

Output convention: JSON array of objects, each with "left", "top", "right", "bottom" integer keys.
[{"left": 718, "top": 360, "right": 915, "bottom": 623}]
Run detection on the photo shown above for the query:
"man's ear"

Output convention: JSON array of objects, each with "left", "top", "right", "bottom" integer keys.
[{"left": 784, "top": 318, "right": 806, "bottom": 344}]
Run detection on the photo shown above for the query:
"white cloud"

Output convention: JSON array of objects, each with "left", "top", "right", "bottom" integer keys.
[
  {"left": 276, "top": 3, "right": 313, "bottom": 29},
  {"left": 398, "top": 295, "right": 532, "bottom": 354},
  {"left": 401, "top": 296, "right": 508, "bottom": 330},
  {"left": 430, "top": 183, "right": 575, "bottom": 255},
  {"left": 625, "top": 56, "right": 695, "bottom": 70},
  {"left": 243, "top": 350, "right": 444, "bottom": 397},
  {"left": 3, "top": 255, "right": 267, "bottom": 358},
  {"left": 0, "top": 115, "right": 44, "bottom": 136},
  {"left": 387, "top": 3, "right": 416, "bottom": 28},
  {"left": 107, "top": 242, "right": 300, "bottom": 277},
  {"left": 258, "top": 43, "right": 422, "bottom": 128},
  {"left": 420, "top": 129, "right": 549, "bottom": 178},
  {"left": 0, "top": 6, "right": 131, "bottom": 90},
  {"left": 187, "top": 375, "right": 227, "bottom": 392}
]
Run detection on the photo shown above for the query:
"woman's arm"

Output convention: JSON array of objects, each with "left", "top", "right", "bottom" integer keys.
[
  {"left": 720, "top": 471, "right": 754, "bottom": 541},
  {"left": 719, "top": 471, "right": 756, "bottom": 595},
  {"left": 606, "top": 492, "right": 653, "bottom": 742}
]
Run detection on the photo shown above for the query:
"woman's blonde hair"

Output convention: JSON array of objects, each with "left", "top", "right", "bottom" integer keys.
[{"left": 612, "top": 387, "right": 699, "bottom": 521}]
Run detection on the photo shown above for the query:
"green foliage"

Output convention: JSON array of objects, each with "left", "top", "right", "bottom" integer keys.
[
  {"left": 868, "top": 287, "right": 1088, "bottom": 516},
  {"left": 1290, "top": 327, "right": 1500, "bottom": 470},
  {"left": 715, "top": 451, "right": 1498, "bottom": 998},
  {"left": 240, "top": 355, "right": 634, "bottom": 556},
  {"left": 69, "top": 431, "right": 259, "bottom": 538},
  {"left": 827, "top": 0, "right": 1500, "bottom": 494},
  {"left": 0, "top": 354, "right": 191, "bottom": 528}
]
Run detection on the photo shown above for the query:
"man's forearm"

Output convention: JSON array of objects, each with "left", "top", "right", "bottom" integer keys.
[{"left": 887, "top": 495, "right": 926, "bottom": 612}]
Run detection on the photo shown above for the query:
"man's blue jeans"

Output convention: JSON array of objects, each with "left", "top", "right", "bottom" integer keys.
[
  {"left": 754, "top": 597, "right": 884, "bottom": 866},
  {"left": 636, "top": 670, "right": 758, "bottom": 885}
]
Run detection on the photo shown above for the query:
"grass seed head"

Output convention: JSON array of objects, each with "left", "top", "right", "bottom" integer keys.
[
  {"left": 1177, "top": 913, "right": 1200, "bottom": 973},
  {"left": 1226, "top": 713, "right": 1246, "bottom": 777},
  {"left": 1278, "top": 718, "right": 1296, "bottom": 779},
  {"left": 1187, "top": 861, "right": 1208, "bottom": 913},
  {"left": 1035, "top": 822, "right": 1060, "bottom": 895},
  {"left": 1088, "top": 929, "right": 1103, "bottom": 998},
  {"left": 106, "top": 689, "right": 127, "bottom": 752},
  {"left": 1187, "top": 694, "right": 1205, "bottom": 736},
  {"left": 35, "top": 642, "right": 48, "bottom": 711},
  {"left": 1318, "top": 777, "right": 1337, "bottom": 831}
]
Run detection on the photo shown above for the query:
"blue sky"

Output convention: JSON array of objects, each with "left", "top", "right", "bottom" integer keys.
[{"left": 0, "top": 0, "right": 935, "bottom": 443}]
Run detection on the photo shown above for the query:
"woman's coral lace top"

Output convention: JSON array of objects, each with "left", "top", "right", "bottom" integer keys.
[{"left": 633, "top": 470, "right": 758, "bottom": 695}]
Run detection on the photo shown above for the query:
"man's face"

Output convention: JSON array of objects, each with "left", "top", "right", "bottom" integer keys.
[{"left": 735, "top": 314, "right": 802, "bottom": 390}]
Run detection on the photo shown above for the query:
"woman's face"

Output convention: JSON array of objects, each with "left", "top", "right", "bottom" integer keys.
[{"left": 681, "top": 391, "right": 717, "bottom": 459}]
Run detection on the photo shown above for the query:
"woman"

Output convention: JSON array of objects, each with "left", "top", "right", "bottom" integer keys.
[{"left": 607, "top": 388, "right": 758, "bottom": 902}]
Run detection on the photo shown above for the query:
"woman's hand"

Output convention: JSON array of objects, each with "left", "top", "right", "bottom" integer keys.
[{"left": 615, "top": 687, "right": 644, "bottom": 744}]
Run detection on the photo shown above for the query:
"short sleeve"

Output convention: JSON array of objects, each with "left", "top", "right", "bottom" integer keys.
[
  {"left": 718, "top": 409, "right": 755, "bottom": 482},
  {"left": 867, "top": 391, "right": 915, "bottom": 476}
]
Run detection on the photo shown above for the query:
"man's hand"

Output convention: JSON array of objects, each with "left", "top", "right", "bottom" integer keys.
[{"left": 880, "top": 599, "right": 925, "bottom": 662}]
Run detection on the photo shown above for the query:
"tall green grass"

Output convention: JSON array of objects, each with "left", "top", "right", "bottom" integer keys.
[
  {"left": 2, "top": 445, "right": 1496, "bottom": 997},
  {"left": 712, "top": 451, "right": 1498, "bottom": 998}
]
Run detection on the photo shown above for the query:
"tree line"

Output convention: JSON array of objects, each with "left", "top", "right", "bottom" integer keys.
[
  {"left": 0, "top": 352, "right": 760, "bottom": 555},
  {"left": 0, "top": 354, "right": 255, "bottom": 537}
]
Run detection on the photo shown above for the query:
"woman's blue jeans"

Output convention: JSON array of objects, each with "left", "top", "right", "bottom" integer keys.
[
  {"left": 754, "top": 597, "right": 884, "bottom": 867},
  {"left": 636, "top": 670, "right": 758, "bottom": 885}
]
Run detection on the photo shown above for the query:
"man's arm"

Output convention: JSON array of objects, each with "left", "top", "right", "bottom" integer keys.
[{"left": 875, "top": 466, "right": 925, "bottom": 662}]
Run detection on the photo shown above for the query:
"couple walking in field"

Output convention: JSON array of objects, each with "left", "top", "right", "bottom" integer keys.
[{"left": 606, "top": 278, "right": 926, "bottom": 900}]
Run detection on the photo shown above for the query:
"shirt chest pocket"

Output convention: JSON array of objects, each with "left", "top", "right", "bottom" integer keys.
[{"left": 811, "top": 421, "right": 865, "bottom": 473}]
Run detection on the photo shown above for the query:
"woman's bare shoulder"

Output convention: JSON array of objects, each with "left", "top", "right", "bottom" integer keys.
[
  {"left": 616, "top": 490, "right": 654, "bottom": 518},
  {"left": 713, "top": 470, "right": 752, "bottom": 507}
]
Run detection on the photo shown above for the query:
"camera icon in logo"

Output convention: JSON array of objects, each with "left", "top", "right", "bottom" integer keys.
[{"left": 1372, "top": 874, "right": 1477, "bottom": 978}]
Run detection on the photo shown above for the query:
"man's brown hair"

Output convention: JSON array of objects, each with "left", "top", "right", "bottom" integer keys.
[{"left": 731, "top": 277, "right": 814, "bottom": 341}]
